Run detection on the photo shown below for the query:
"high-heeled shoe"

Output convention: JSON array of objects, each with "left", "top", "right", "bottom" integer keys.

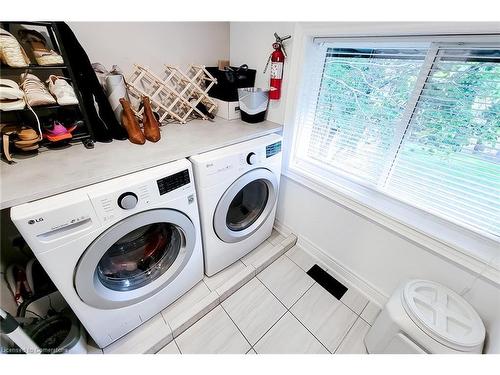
[
  {"left": 120, "top": 98, "right": 145, "bottom": 145},
  {"left": 142, "top": 96, "right": 161, "bottom": 142}
]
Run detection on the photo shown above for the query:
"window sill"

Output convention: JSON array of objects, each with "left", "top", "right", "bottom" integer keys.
[{"left": 283, "top": 160, "right": 500, "bottom": 286}]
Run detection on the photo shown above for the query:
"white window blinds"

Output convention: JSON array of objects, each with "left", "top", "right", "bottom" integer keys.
[
  {"left": 294, "top": 40, "right": 500, "bottom": 238},
  {"left": 385, "top": 46, "right": 500, "bottom": 235}
]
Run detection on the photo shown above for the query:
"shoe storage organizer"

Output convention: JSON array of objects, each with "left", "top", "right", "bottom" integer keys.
[{"left": 0, "top": 21, "right": 94, "bottom": 153}]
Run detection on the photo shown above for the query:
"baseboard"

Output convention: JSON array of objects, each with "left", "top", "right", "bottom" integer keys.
[
  {"left": 273, "top": 218, "right": 293, "bottom": 237},
  {"left": 298, "top": 235, "right": 389, "bottom": 306},
  {"left": 275, "top": 218, "right": 389, "bottom": 306}
]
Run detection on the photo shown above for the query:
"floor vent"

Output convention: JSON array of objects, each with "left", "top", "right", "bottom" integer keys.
[{"left": 307, "top": 264, "right": 348, "bottom": 300}]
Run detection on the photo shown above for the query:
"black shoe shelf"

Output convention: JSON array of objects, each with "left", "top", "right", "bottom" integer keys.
[{"left": 0, "top": 21, "right": 95, "bottom": 150}]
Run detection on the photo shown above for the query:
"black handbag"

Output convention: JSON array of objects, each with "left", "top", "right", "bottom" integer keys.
[{"left": 206, "top": 65, "right": 256, "bottom": 102}]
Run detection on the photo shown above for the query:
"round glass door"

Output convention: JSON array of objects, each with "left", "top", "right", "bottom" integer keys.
[
  {"left": 226, "top": 180, "right": 269, "bottom": 232},
  {"left": 214, "top": 168, "right": 278, "bottom": 243},
  {"left": 75, "top": 209, "right": 196, "bottom": 309},
  {"left": 96, "top": 222, "right": 182, "bottom": 292}
]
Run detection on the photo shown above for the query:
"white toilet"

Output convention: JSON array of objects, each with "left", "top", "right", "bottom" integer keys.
[{"left": 364, "top": 279, "right": 486, "bottom": 354}]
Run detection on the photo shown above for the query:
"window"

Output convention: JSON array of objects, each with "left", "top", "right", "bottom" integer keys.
[{"left": 292, "top": 38, "right": 500, "bottom": 239}]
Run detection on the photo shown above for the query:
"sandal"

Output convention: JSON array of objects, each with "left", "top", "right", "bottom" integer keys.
[
  {"left": 18, "top": 29, "right": 63, "bottom": 66},
  {"left": 43, "top": 120, "right": 76, "bottom": 142},
  {"left": 20, "top": 73, "right": 57, "bottom": 107},
  {"left": 0, "top": 79, "right": 26, "bottom": 111},
  {"left": 46, "top": 75, "right": 79, "bottom": 105},
  {"left": 0, "top": 28, "right": 30, "bottom": 67}
]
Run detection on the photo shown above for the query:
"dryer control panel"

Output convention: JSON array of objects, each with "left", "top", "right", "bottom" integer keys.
[
  {"left": 266, "top": 141, "right": 282, "bottom": 158},
  {"left": 190, "top": 133, "right": 282, "bottom": 188}
]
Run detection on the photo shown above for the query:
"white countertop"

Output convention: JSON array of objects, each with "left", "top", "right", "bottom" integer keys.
[{"left": 0, "top": 118, "right": 282, "bottom": 209}]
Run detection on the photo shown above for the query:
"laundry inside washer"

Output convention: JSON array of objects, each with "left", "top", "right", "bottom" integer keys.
[{"left": 96, "top": 222, "right": 182, "bottom": 291}]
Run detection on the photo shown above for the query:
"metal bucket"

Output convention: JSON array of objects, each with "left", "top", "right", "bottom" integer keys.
[{"left": 237, "top": 87, "right": 271, "bottom": 123}]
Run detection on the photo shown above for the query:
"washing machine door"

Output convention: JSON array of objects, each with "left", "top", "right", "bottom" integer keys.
[
  {"left": 74, "top": 209, "right": 196, "bottom": 309},
  {"left": 214, "top": 168, "right": 278, "bottom": 243}
]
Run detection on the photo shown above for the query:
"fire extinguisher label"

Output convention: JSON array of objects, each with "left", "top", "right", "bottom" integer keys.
[{"left": 270, "top": 62, "right": 283, "bottom": 79}]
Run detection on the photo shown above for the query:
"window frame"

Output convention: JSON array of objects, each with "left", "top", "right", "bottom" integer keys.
[{"left": 283, "top": 24, "right": 500, "bottom": 283}]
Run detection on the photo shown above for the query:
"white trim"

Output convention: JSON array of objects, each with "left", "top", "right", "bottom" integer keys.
[
  {"left": 272, "top": 219, "right": 292, "bottom": 237},
  {"left": 274, "top": 218, "right": 389, "bottom": 306},
  {"left": 281, "top": 23, "right": 500, "bottom": 286}
]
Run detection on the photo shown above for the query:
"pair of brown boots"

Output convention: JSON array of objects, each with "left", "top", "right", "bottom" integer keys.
[{"left": 120, "top": 96, "right": 160, "bottom": 145}]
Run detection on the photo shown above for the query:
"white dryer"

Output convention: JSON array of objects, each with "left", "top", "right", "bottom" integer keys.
[
  {"left": 10, "top": 159, "right": 203, "bottom": 348},
  {"left": 190, "top": 133, "right": 282, "bottom": 276}
]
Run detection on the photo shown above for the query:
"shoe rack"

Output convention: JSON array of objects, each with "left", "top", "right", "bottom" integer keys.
[{"left": 0, "top": 21, "right": 94, "bottom": 149}]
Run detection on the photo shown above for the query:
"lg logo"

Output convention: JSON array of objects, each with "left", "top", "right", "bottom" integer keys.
[{"left": 28, "top": 218, "right": 44, "bottom": 225}]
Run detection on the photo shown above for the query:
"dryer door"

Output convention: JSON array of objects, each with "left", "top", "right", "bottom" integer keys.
[
  {"left": 75, "top": 209, "right": 196, "bottom": 309},
  {"left": 214, "top": 168, "right": 278, "bottom": 243}
]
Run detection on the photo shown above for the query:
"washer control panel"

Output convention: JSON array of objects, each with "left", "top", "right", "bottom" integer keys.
[
  {"left": 87, "top": 161, "right": 194, "bottom": 226},
  {"left": 157, "top": 169, "right": 191, "bottom": 195}
]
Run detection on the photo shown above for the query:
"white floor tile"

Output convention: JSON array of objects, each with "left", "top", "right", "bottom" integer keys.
[
  {"left": 216, "top": 266, "right": 255, "bottom": 302},
  {"left": 222, "top": 278, "right": 286, "bottom": 345},
  {"left": 360, "top": 301, "right": 382, "bottom": 325},
  {"left": 103, "top": 314, "right": 172, "bottom": 354},
  {"left": 268, "top": 229, "right": 285, "bottom": 245},
  {"left": 340, "top": 284, "right": 369, "bottom": 315},
  {"left": 161, "top": 281, "right": 211, "bottom": 323},
  {"left": 203, "top": 261, "right": 247, "bottom": 291},
  {"left": 169, "top": 291, "right": 219, "bottom": 338},
  {"left": 285, "top": 246, "right": 318, "bottom": 272},
  {"left": 291, "top": 283, "right": 357, "bottom": 352},
  {"left": 175, "top": 306, "right": 250, "bottom": 354},
  {"left": 335, "top": 318, "right": 370, "bottom": 354},
  {"left": 157, "top": 340, "right": 180, "bottom": 354},
  {"left": 324, "top": 269, "right": 369, "bottom": 314},
  {"left": 254, "top": 312, "right": 328, "bottom": 354},
  {"left": 241, "top": 240, "right": 275, "bottom": 268},
  {"left": 257, "top": 255, "right": 314, "bottom": 308}
]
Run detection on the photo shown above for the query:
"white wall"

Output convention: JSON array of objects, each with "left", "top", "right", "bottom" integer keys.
[
  {"left": 69, "top": 22, "right": 230, "bottom": 75},
  {"left": 230, "top": 22, "right": 500, "bottom": 353}
]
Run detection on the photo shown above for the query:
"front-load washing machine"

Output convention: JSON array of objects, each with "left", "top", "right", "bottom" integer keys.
[
  {"left": 189, "top": 133, "right": 282, "bottom": 276},
  {"left": 10, "top": 159, "right": 203, "bottom": 348}
]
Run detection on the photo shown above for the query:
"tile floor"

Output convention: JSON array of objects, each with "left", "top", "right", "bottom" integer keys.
[
  {"left": 90, "top": 230, "right": 382, "bottom": 354},
  {"left": 93, "top": 230, "right": 295, "bottom": 354},
  {"left": 156, "top": 231, "right": 382, "bottom": 354}
]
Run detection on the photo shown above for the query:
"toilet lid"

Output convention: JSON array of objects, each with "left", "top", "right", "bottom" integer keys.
[{"left": 401, "top": 279, "right": 485, "bottom": 351}]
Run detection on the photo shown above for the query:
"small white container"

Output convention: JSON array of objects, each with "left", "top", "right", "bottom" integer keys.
[
  {"left": 365, "top": 279, "right": 485, "bottom": 354},
  {"left": 212, "top": 97, "right": 240, "bottom": 120}
]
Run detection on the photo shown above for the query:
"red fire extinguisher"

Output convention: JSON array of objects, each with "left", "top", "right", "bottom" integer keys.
[{"left": 264, "top": 33, "right": 291, "bottom": 100}]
